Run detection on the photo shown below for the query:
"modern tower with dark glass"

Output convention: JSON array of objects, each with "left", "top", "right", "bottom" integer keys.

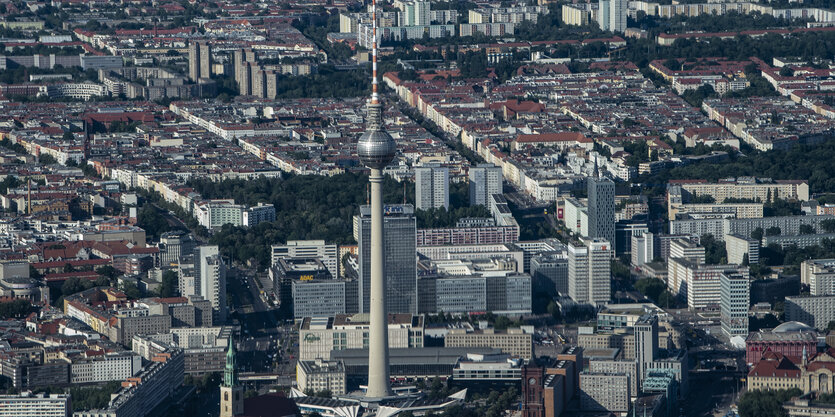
[{"left": 356, "top": 0, "right": 396, "bottom": 399}]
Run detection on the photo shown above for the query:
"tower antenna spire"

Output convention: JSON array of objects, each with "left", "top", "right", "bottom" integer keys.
[{"left": 371, "top": 0, "right": 379, "bottom": 105}]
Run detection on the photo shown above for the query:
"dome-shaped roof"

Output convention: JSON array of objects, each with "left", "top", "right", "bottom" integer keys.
[{"left": 773, "top": 321, "right": 814, "bottom": 333}]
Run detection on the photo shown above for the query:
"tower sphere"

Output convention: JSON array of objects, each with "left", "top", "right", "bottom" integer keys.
[{"left": 358, "top": 123, "right": 396, "bottom": 169}]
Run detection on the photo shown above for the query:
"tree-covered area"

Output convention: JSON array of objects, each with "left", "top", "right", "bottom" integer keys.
[
  {"left": 634, "top": 277, "right": 680, "bottom": 308},
  {"left": 70, "top": 381, "right": 122, "bottom": 411},
  {"left": 292, "top": 11, "right": 354, "bottom": 62},
  {"left": 0, "top": 138, "right": 26, "bottom": 154},
  {"left": 188, "top": 173, "right": 497, "bottom": 267},
  {"left": 272, "top": 65, "right": 369, "bottom": 98},
  {"left": 760, "top": 240, "right": 835, "bottom": 275},
  {"left": 632, "top": 11, "right": 811, "bottom": 35},
  {"left": 625, "top": 32, "right": 835, "bottom": 68},
  {"left": 638, "top": 139, "right": 835, "bottom": 195},
  {"left": 701, "top": 234, "right": 727, "bottom": 265},
  {"left": 136, "top": 204, "right": 183, "bottom": 241},
  {"left": 738, "top": 388, "right": 801, "bottom": 417},
  {"left": 30, "top": 381, "right": 124, "bottom": 412},
  {"left": 0, "top": 299, "right": 31, "bottom": 319}
]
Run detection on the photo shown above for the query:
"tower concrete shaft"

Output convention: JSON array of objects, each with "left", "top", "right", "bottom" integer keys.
[{"left": 366, "top": 169, "right": 392, "bottom": 398}]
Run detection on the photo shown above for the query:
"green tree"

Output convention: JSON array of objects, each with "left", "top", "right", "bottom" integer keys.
[
  {"left": 95, "top": 265, "right": 119, "bottom": 279},
  {"left": 751, "top": 227, "right": 765, "bottom": 240},
  {"left": 799, "top": 224, "right": 815, "bottom": 235},
  {"left": 61, "top": 277, "right": 91, "bottom": 296},
  {"left": 738, "top": 388, "right": 801, "bottom": 417},
  {"left": 159, "top": 270, "right": 179, "bottom": 298},
  {"left": 0, "top": 299, "right": 31, "bottom": 319},
  {"left": 765, "top": 226, "right": 781, "bottom": 236},
  {"left": 136, "top": 205, "right": 177, "bottom": 241},
  {"left": 122, "top": 281, "right": 141, "bottom": 300},
  {"left": 822, "top": 220, "right": 835, "bottom": 233},
  {"left": 701, "top": 234, "right": 728, "bottom": 264},
  {"left": 634, "top": 278, "right": 666, "bottom": 301}
]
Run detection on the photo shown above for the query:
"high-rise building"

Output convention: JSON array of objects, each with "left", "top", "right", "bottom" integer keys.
[
  {"left": 609, "top": 0, "right": 627, "bottom": 33},
  {"left": 669, "top": 238, "right": 706, "bottom": 264},
  {"left": 271, "top": 240, "right": 339, "bottom": 278},
  {"left": 587, "top": 166, "right": 615, "bottom": 253},
  {"left": 667, "top": 258, "right": 748, "bottom": 309},
  {"left": 597, "top": 0, "right": 610, "bottom": 30},
  {"left": 219, "top": 339, "right": 243, "bottom": 417},
  {"left": 720, "top": 272, "right": 750, "bottom": 338},
  {"left": 531, "top": 253, "right": 569, "bottom": 295},
  {"left": 469, "top": 164, "right": 503, "bottom": 206},
  {"left": 158, "top": 231, "right": 196, "bottom": 267},
  {"left": 785, "top": 294, "right": 835, "bottom": 329},
  {"left": 233, "top": 49, "right": 256, "bottom": 95},
  {"left": 415, "top": 165, "right": 450, "bottom": 210},
  {"left": 631, "top": 232, "right": 654, "bottom": 267},
  {"left": 251, "top": 67, "right": 266, "bottom": 98},
  {"left": 579, "top": 372, "right": 629, "bottom": 413},
  {"left": 801, "top": 259, "right": 835, "bottom": 296},
  {"left": 402, "top": 1, "right": 431, "bottom": 26},
  {"left": 725, "top": 234, "right": 759, "bottom": 265},
  {"left": 355, "top": 205, "right": 417, "bottom": 314},
  {"left": 188, "top": 41, "right": 212, "bottom": 81},
  {"left": 568, "top": 238, "right": 612, "bottom": 305},
  {"left": 634, "top": 315, "right": 658, "bottom": 384},
  {"left": 197, "top": 246, "right": 227, "bottom": 324}
]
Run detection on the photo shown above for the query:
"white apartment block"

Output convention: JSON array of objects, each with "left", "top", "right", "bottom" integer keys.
[
  {"left": 668, "top": 202, "right": 764, "bottom": 220},
  {"left": 271, "top": 240, "right": 339, "bottom": 278},
  {"left": 785, "top": 295, "right": 835, "bottom": 330},
  {"left": 720, "top": 272, "right": 750, "bottom": 338},
  {"left": 563, "top": 197, "right": 589, "bottom": 237},
  {"left": 580, "top": 372, "right": 630, "bottom": 413},
  {"left": 631, "top": 232, "right": 654, "bottom": 267},
  {"left": 678, "top": 179, "right": 809, "bottom": 202},
  {"left": 801, "top": 259, "right": 835, "bottom": 296},
  {"left": 0, "top": 392, "right": 69, "bottom": 417},
  {"left": 296, "top": 359, "right": 347, "bottom": 395},
  {"left": 445, "top": 328, "right": 533, "bottom": 360},
  {"left": 70, "top": 353, "right": 142, "bottom": 384},
  {"left": 669, "top": 238, "right": 706, "bottom": 264},
  {"left": 667, "top": 258, "right": 749, "bottom": 309},
  {"left": 725, "top": 234, "right": 759, "bottom": 265},
  {"left": 194, "top": 199, "right": 244, "bottom": 229},
  {"left": 568, "top": 238, "right": 612, "bottom": 306},
  {"left": 469, "top": 164, "right": 503, "bottom": 207},
  {"left": 415, "top": 165, "right": 450, "bottom": 210},
  {"left": 198, "top": 246, "right": 226, "bottom": 324},
  {"left": 562, "top": 3, "right": 592, "bottom": 26}
]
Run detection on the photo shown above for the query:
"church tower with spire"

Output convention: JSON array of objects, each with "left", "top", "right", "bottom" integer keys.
[{"left": 220, "top": 338, "right": 244, "bottom": 417}]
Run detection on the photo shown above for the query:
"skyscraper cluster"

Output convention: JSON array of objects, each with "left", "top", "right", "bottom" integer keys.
[
  {"left": 233, "top": 48, "right": 279, "bottom": 99},
  {"left": 188, "top": 41, "right": 212, "bottom": 82}
]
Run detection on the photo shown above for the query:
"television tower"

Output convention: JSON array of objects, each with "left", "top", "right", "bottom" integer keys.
[{"left": 356, "top": 0, "right": 396, "bottom": 399}]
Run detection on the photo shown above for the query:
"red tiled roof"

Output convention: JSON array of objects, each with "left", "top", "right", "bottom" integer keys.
[{"left": 515, "top": 132, "right": 590, "bottom": 143}]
